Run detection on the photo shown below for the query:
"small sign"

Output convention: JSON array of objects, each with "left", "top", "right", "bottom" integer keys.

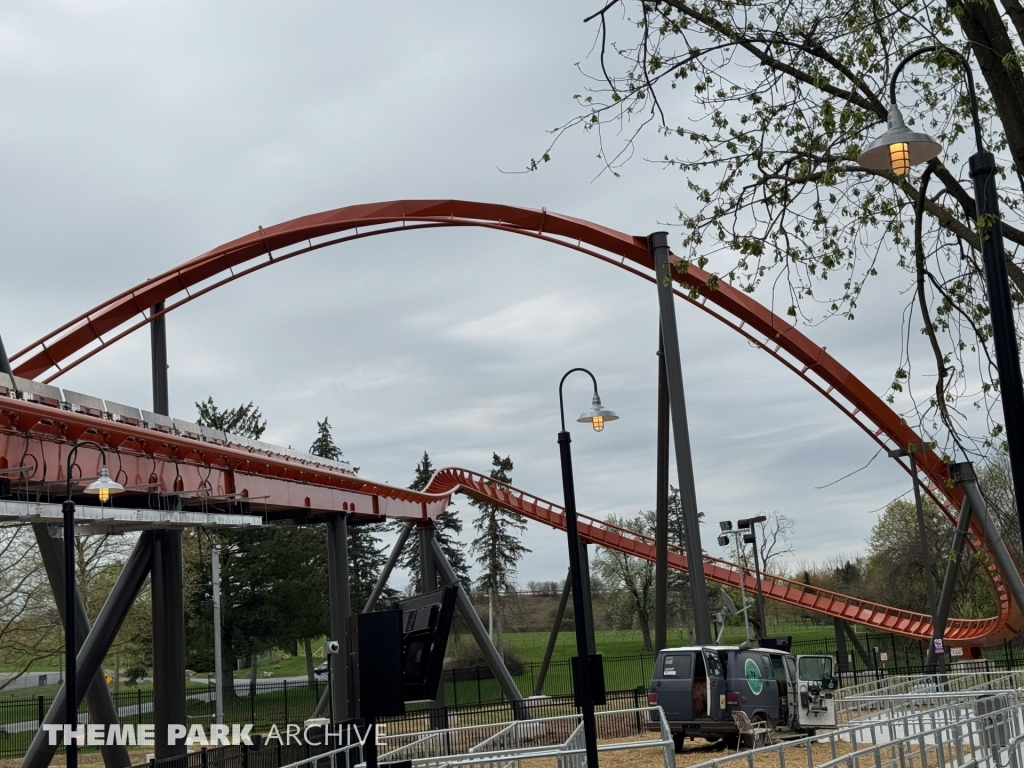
[
  {"left": 105, "top": 674, "right": 113, "bottom": 685},
  {"left": 38, "top": 674, "right": 47, "bottom": 686},
  {"left": 950, "top": 646, "right": 964, "bottom": 657},
  {"left": 847, "top": 654, "right": 853, "bottom": 663},
  {"left": 879, "top": 651, "right": 888, "bottom": 662},
  {"left": 933, "top": 638, "right": 945, "bottom": 654}
]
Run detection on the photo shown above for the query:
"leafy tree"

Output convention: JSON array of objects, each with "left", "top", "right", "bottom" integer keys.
[
  {"left": 535, "top": 0, "right": 1024, "bottom": 459},
  {"left": 470, "top": 453, "right": 530, "bottom": 654},
  {"left": 398, "top": 451, "right": 471, "bottom": 592},
  {"left": 595, "top": 512, "right": 658, "bottom": 650}
]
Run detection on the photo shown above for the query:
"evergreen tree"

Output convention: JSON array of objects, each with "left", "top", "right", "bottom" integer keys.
[
  {"left": 469, "top": 453, "right": 529, "bottom": 653},
  {"left": 308, "top": 418, "right": 389, "bottom": 611},
  {"left": 195, "top": 398, "right": 267, "bottom": 439},
  {"left": 399, "top": 452, "right": 471, "bottom": 592}
]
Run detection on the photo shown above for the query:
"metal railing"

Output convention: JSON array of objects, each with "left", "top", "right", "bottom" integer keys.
[
  {"left": 687, "top": 692, "right": 1024, "bottom": 768},
  {"left": 284, "top": 706, "right": 675, "bottom": 768}
]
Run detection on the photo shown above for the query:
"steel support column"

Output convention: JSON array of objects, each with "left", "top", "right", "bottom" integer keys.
[
  {"left": 429, "top": 537, "right": 525, "bottom": 714},
  {"left": 21, "top": 533, "right": 155, "bottom": 768},
  {"left": 842, "top": 622, "right": 871, "bottom": 667},
  {"left": 32, "top": 525, "right": 132, "bottom": 768},
  {"left": 0, "top": 331, "right": 12, "bottom": 379},
  {"left": 150, "top": 302, "right": 169, "bottom": 416},
  {"left": 363, "top": 523, "right": 413, "bottom": 613},
  {"left": 833, "top": 618, "right": 850, "bottom": 674},
  {"left": 327, "top": 514, "right": 351, "bottom": 722},
  {"left": 649, "top": 232, "right": 712, "bottom": 644},
  {"left": 418, "top": 525, "right": 445, "bottom": 726},
  {"left": 926, "top": 493, "right": 973, "bottom": 671},
  {"left": 534, "top": 570, "right": 572, "bottom": 695},
  {"left": 152, "top": 530, "right": 187, "bottom": 759},
  {"left": 654, "top": 336, "right": 670, "bottom": 652}
]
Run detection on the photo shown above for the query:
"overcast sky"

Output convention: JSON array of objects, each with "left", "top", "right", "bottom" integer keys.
[{"left": 0, "top": 1, "right": 929, "bottom": 590}]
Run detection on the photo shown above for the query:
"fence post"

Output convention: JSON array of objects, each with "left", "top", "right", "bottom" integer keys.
[
  {"left": 138, "top": 687, "right": 143, "bottom": 719},
  {"left": 476, "top": 666, "right": 482, "bottom": 705},
  {"left": 633, "top": 687, "right": 642, "bottom": 734},
  {"left": 37, "top": 695, "right": 44, "bottom": 727},
  {"left": 284, "top": 679, "right": 288, "bottom": 724},
  {"left": 250, "top": 682, "right": 255, "bottom": 725},
  {"left": 201, "top": 747, "right": 208, "bottom": 768}
]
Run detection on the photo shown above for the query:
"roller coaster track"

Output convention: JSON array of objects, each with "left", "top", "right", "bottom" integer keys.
[
  {"left": 428, "top": 467, "right": 1009, "bottom": 645},
  {"left": 8, "top": 199, "right": 1020, "bottom": 645}
]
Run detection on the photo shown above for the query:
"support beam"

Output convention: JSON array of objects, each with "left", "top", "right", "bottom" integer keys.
[
  {"left": 363, "top": 523, "right": 413, "bottom": 613},
  {"left": 649, "top": 232, "right": 712, "bottom": 644},
  {"left": 327, "top": 515, "right": 351, "bottom": 721},
  {"left": 152, "top": 530, "right": 186, "bottom": 759},
  {"left": 833, "top": 618, "right": 850, "bottom": 674},
  {"left": 418, "top": 525, "right": 446, "bottom": 726},
  {"left": 842, "top": 622, "right": 871, "bottom": 667},
  {"left": 956, "top": 463, "right": 1024, "bottom": 617},
  {"left": 908, "top": 452, "right": 939, "bottom": 618},
  {"left": 0, "top": 330, "right": 12, "bottom": 379},
  {"left": 927, "top": 494, "right": 972, "bottom": 671},
  {"left": 429, "top": 538, "right": 525, "bottom": 713},
  {"left": 578, "top": 541, "right": 597, "bottom": 656},
  {"left": 21, "top": 533, "right": 155, "bottom": 768},
  {"left": 150, "top": 302, "right": 169, "bottom": 416},
  {"left": 534, "top": 570, "right": 571, "bottom": 695},
  {"left": 654, "top": 336, "right": 670, "bottom": 652},
  {"left": 32, "top": 525, "right": 132, "bottom": 768}
]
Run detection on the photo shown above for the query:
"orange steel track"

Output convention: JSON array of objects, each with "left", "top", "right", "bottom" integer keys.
[{"left": 7, "top": 199, "right": 1019, "bottom": 646}]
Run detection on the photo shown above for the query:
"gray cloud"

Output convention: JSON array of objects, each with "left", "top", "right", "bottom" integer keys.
[{"left": 0, "top": 0, "right": 927, "bottom": 590}]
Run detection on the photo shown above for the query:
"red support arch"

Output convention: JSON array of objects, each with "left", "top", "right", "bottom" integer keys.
[{"left": 10, "top": 199, "right": 1019, "bottom": 645}]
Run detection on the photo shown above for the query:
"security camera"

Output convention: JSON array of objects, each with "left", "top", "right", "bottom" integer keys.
[{"left": 325, "top": 640, "right": 340, "bottom": 655}]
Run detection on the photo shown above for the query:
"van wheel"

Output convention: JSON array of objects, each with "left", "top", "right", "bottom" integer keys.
[
  {"left": 721, "top": 734, "right": 739, "bottom": 750},
  {"left": 672, "top": 734, "right": 686, "bottom": 753},
  {"left": 802, "top": 728, "right": 816, "bottom": 737}
]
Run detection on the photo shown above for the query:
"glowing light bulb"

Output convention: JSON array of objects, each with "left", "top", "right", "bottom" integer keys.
[
  {"left": 98, "top": 487, "right": 109, "bottom": 503},
  {"left": 889, "top": 142, "right": 910, "bottom": 175},
  {"left": 592, "top": 415, "right": 604, "bottom": 432}
]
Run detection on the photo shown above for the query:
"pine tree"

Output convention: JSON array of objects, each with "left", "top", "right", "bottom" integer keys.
[
  {"left": 308, "top": 417, "right": 389, "bottom": 610},
  {"left": 470, "top": 453, "right": 529, "bottom": 653},
  {"left": 399, "top": 451, "right": 471, "bottom": 592},
  {"left": 195, "top": 398, "right": 267, "bottom": 438}
]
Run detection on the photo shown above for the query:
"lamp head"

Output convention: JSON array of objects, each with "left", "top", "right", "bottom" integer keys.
[
  {"left": 577, "top": 392, "right": 619, "bottom": 432},
  {"left": 858, "top": 105, "right": 942, "bottom": 175},
  {"left": 84, "top": 467, "right": 125, "bottom": 503},
  {"left": 719, "top": 520, "right": 733, "bottom": 532},
  {"left": 743, "top": 532, "right": 756, "bottom": 545},
  {"left": 717, "top": 534, "right": 730, "bottom": 547}
]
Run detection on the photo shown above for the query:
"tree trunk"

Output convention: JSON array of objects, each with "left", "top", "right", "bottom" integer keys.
[
  {"left": 249, "top": 653, "right": 257, "bottom": 684},
  {"left": 304, "top": 638, "right": 314, "bottom": 686},
  {"left": 638, "top": 613, "right": 653, "bottom": 652}
]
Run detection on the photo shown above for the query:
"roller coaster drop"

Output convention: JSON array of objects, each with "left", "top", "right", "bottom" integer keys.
[{"left": 5, "top": 199, "right": 1022, "bottom": 647}]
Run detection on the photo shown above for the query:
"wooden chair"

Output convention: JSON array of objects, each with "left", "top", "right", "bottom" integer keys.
[{"left": 731, "top": 711, "right": 773, "bottom": 751}]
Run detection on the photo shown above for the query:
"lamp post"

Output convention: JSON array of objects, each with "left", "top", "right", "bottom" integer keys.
[
  {"left": 63, "top": 441, "right": 125, "bottom": 768},
  {"left": 858, "top": 47, "right": 1024, "bottom": 547},
  {"left": 558, "top": 368, "right": 618, "bottom": 768},
  {"left": 738, "top": 516, "right": 768, "bottom": 636}
]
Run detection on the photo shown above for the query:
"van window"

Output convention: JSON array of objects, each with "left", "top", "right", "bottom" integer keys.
[
  {"left": 661, "top": 653, "right": 693, "bottom": 679},
  {"left": 768, "top": 655, "right": 787, "bottom": 682},
  {"left": 798, "top": 656, "right": 834, "bottom": 681}
]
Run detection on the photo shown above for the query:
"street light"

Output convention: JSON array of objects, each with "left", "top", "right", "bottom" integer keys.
[
  {"left": 858, "top": 47, "right": 1024, "bottom": 550},
  {"left": 738, "top": 516, "right": 768, "bottom": 636},
  {"left": 718, "top": 516, "right": 768, "bottom": 640},
  {"left": 558, "top": 367, "right": 618, "bottom": 768},
  {"left": 64, "top": 441, "right": 124, "bottom": 768}
]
